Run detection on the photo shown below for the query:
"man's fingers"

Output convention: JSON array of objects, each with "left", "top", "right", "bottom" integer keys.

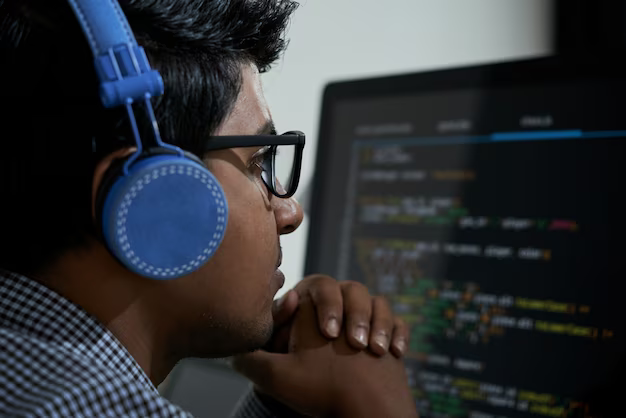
[
  {"left": 340, "top": 281, "right": 372, "bottom": 349},
  {"left": 390, "top": 316, "right": 409, "bottom": 358},
  {"left": 305, "top": 275, "right": 344, "bottom": 339},
  {"left": 368, "top": 296, "right": 394, "bottom": 356},
  {"left": 272, "top": 289, "right": 299, "bottom": 327},
  {"left": 266, "top": 323, "right": 292, "bottom": 353}
]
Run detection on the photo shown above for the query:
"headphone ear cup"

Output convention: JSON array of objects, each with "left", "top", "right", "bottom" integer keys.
[
  {"left": 94, "top": 148, "right": 196, "bottom": 227},
  {"left": 98, "top": 152, "right": 228, "bottom": 280},
  {"left": 95, "top": 156, "right": 130, "bottom": 235}
]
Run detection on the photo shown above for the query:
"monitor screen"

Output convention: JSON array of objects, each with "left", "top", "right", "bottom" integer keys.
[{"left": 305, "top": 56, "right": 626, "bottom": 418}]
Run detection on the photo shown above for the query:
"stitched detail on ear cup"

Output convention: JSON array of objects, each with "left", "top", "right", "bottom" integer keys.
[
  {"left": 98, "top": 152, "right": 228, "bottom": 280},
  {"left": 95, "top": 148, "right": 208, "bottom": 241},
  {"left": 95, "top": 148, "right": 196, "bottom": 227}
]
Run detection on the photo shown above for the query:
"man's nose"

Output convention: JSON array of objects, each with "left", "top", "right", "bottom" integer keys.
[{"left": 273, "top": 194, "right": 304, "bottom": 235}]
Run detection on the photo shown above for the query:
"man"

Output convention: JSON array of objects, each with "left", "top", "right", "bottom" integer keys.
[{"left": 0, "top": 0, "right": 418, "bottom": 416}]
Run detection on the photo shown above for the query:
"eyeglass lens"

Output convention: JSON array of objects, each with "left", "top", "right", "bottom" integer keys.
[{"left": 261, "top": 145, "right": 297, "bottom": 196}]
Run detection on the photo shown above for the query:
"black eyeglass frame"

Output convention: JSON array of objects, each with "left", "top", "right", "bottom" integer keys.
[{"left": 203, "top": 131, "right": 305, "bottom": 198}]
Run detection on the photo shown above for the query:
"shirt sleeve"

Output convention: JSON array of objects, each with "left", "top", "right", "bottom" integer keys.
[
  {"left": 230, "top": 388, "right": 277, "bottom": 418},
  {"left": 230, "top": 387, "right": 309, "bottom": 418}
]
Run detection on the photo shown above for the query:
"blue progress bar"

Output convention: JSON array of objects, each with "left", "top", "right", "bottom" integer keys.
[{"left": 491, "top": 130, "right": 582, "bottom": 141}]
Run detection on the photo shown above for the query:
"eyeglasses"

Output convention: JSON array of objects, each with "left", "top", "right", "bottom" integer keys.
[{"left": 203, "top": 131, "right": 305, "bottom": 198}]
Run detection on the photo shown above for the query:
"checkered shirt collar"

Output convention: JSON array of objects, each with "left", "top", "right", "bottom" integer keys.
[{"left": 0, "top": 269, "right": 156, "bottom": 392}]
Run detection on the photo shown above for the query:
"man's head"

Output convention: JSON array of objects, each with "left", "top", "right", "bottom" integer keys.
[{"left": 0, "top": 0, "right": 302, "bottom": 365}]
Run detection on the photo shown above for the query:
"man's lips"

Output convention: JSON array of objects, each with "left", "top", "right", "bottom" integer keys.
[
  {"left": 273, "top": 269, "right": 285, "bottom": 291},
  {"left": 276, "top": 246, "right": 283, "bottom": 269},
  {"left": 272, "top": 247, "right": 285, "bottom": 293}
]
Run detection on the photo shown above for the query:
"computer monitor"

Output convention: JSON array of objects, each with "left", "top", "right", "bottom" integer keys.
[{"left": 304, "top": 55, "right": 626, "bottom": 418}]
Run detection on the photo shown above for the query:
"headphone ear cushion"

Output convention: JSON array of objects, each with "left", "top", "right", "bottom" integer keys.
[
  {"left": 95, "top": 155, "right": 130, "bottom": 234},
  {"left": 98, "top": 153, "right": 228, "bottom": 279}
]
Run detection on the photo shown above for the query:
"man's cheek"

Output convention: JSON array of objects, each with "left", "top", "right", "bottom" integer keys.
[{"left": 253, "top": 177, "right": 271, "bottom": 206}]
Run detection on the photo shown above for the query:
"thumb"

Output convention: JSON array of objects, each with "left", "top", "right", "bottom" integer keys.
[
  {"left": 232, "top": 350, "right": 297, "bottom": 394},
  {"left": 272, "top": 289, "right": 299, "bottom": 327}
]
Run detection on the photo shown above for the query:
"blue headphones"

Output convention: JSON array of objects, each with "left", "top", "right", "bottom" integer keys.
[{"left": 67, "top": 0, "right": 228, "bottom": 280}]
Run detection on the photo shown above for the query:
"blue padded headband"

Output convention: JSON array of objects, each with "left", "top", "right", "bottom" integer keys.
[
  {"left": 67, "top": 0, "right": 164, "bottom": 108},
  {"left": 67, "top": 0, "right": 185, "bottom": 175}
]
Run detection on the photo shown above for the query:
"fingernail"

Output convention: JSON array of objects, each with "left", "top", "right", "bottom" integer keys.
[
  {"left": 374, "top": 333, "right": 389, "bottom": 351},
  {"left": 394, "top": 338, "right": 407, "bottom": 354},
  {"left": 326, "top": 318, "right": 340, "bottom": 337},
  {"left": 355, "top": 326, "right": 368, "bottom": 346}
]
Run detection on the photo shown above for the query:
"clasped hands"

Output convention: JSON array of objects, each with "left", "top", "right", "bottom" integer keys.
[{"left": 234, "top": 275, "right": 418, "bottom": 418}]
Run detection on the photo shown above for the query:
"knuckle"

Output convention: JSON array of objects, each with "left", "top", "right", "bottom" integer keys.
[
  {"left": 309, "top": 277, "right": 340, "bottom": 298},
  {"left": 374, "top": 295, "right": 392, "bottom": 311},
  {"left": 341, "top": 280, "right": 368, "bottom": 294},
  {"left": 303, "top": 274, "right": 336, "bottom": 288},
  {"left": 313, "top": 274, "right": 337, "bottom": 284},
  {"left": 314, "top": 277, "right": 340, "bottom": 294}
]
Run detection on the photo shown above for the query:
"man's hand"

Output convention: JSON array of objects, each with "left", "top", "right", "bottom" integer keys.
[
  {"left": 268, "top": 274, "right": 408, "bottom": 357},
  {"left": 233, "top": 295, "right": 418, "bottom": 417}
]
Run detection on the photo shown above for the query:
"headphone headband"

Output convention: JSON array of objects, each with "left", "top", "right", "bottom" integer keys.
[
  {"left": 67, "top": 0, "right": 163, "bottom": 107},
  {"left": 67, "top": 0, "right": 183, "bottom": 174}
]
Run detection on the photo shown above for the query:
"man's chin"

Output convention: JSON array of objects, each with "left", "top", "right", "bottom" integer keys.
[
  {"left": 188, "top": 315, "right": 274, "bottom": 359},
  {"left": 220, "top": 325, "right": 274, "bottom": 358}
]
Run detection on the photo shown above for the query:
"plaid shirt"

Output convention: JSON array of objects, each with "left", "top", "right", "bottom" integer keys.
[{"left": 0, "top": 270, "right": 276, "bottom": 417}]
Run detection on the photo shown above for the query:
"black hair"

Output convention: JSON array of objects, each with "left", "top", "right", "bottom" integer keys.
[{"left": 0, "top": 0, "right": 298, "bottom": 275}]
